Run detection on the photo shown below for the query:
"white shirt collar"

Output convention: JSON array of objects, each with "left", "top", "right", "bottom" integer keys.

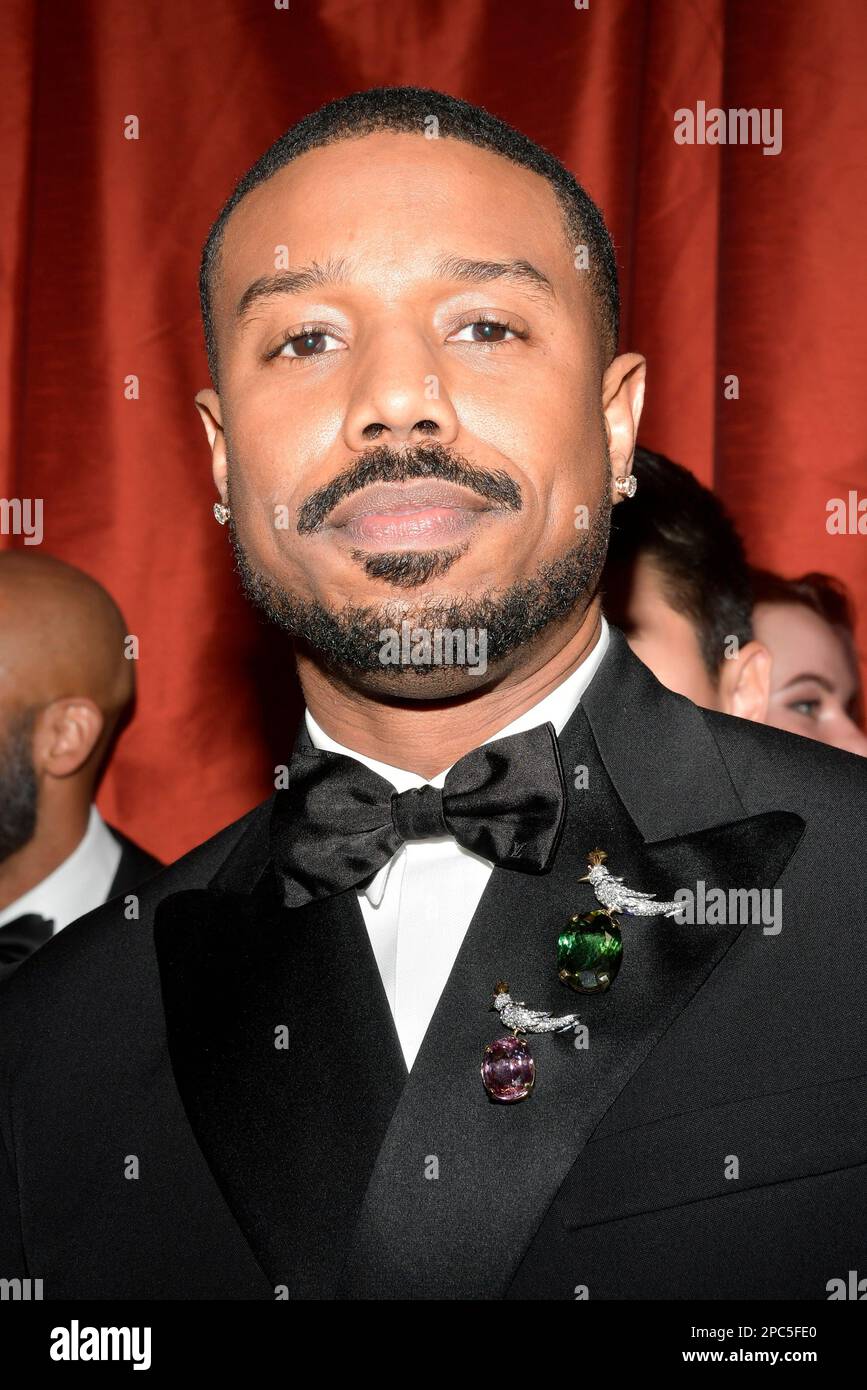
[
  {"left": 305, "top": 615, "right": 609, "bottom": 904},
  {"left": 0, "top": 804, "right": 122, "bottom": 933}
]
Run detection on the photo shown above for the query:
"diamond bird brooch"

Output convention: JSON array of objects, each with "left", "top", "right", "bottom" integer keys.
[
  {"left": 557, "top": 849, "right": 682, "bottom": 995},
  {"left": 480, "top": 982, "right": 582, "bottom": 1103}
]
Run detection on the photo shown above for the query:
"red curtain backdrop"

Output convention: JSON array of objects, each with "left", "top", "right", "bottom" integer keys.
[{"left": 2, "top": 0, "right": 865, "bottom": 862}]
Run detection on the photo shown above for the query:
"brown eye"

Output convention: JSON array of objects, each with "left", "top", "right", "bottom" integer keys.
[
  {"left": 449, "top": 318, "right": 523, "bottom": 345},
  {"left": 270, "top": 326, "right": 346, "bottom": 361},
  {"left": 284, "top": 331, "right": 329, "bottom": 357},
  {"left": 469, "top": 321, "right": 509, "bottom": 342}
]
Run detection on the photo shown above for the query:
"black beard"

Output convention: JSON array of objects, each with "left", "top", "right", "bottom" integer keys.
[
  {"left": 227, "top": 489, "right": 612, "bottom": 679},
  {"left": 0, "top": 709, "right": 39, "bottom": 865},
  {"left": 349, "top": 544, "right": 469, "bottom": 587}
]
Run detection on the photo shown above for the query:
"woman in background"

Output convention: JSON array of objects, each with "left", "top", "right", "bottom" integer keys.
[{"left": 751, "top": 569, "right": 867, "bottom": 756}]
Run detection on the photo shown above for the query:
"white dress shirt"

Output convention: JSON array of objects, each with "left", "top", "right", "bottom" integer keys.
[
  {"left": 0, "top": 804, "right": 122, "bottom": 936},
  {"left": 306, "top": 617, "right": 610, "bottom": 1070}
]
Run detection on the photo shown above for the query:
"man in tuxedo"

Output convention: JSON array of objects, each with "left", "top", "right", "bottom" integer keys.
[
  {"left": 0, "top": 87, "right": 864, "bottom": 1301},
  {"left": 602, "top": 446, "right": 771, "bottom": 717},
  {"left": 0, "top": 553, "right": 160, "bottom": 979}
]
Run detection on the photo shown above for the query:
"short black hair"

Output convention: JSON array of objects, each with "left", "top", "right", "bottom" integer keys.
[
  {"left": 198, "top": 85, "right": 620, "bottom": 385},
  {"left": 603, "top": 446, "right": 754, "bottom": 677}
]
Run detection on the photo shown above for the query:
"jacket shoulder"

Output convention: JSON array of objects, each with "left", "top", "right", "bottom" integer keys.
[
  {"left": 113, "top": 796, "right": 272, "bottom": 908},
  {"left": 700, "top": 707, "right": 867, "bottom": 814},
  {"left": 0, "top": 797, "right": 273, "bottom": 1033},
  {"left": 105, "top": 825, "right": 163, "bottom": 894}
]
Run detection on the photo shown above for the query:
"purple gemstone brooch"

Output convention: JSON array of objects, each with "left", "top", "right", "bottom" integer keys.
[{"left": 481, "top": 981, "right": 582, "bottom": 1103}]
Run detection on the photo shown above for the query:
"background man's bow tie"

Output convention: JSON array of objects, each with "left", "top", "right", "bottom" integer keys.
[
  {"left": 0, "top": 912, "right": 55, "bottom": 977},
  {"left": 270, "top": 722, "right": 567, "bottom": 907}
]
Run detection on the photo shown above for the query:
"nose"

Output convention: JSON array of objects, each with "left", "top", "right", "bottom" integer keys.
[{"left": 341, "top": 321, "right": 460, "bottom": 451}]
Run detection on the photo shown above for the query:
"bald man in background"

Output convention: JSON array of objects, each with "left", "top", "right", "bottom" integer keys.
[{"left": 0, "top": 553, "right": 161, "bottom": 979}]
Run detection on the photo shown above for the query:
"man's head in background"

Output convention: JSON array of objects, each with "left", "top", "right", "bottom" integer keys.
[
  {"left": 0, "top": 554, "right": 133, "bottom": 883},
  {"left": 194, "top": 86, "right": 645, "bottom": 698},
  {"left": 751, "top": 569, "right": 867, "bottom": 756},
  {"left": 602, "top": 447, "right": 770, "bottom": 719}
]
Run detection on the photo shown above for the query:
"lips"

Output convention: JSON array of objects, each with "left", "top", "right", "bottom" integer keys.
[{"left": 325, "top": 480, "right": 502, "bottom": 550}]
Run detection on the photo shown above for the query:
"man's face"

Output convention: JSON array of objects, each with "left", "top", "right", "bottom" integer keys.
[
  {"left": 606, "top": 553, "right": 721, "bottom": 707},
  {"left": 0, "top": 705, "right": 39, "bottom": 866},
  {"left": 196, "top": 131, "right": 644, "bottom": 692}
]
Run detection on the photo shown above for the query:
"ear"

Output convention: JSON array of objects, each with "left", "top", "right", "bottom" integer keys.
[
  {"left": 195, "top": 389, "right": 227, "bottom": 504},
  {"left": 34, "top": 698, "right": 105, "bottom": 779},
  {"left": 717, "top": 640, "right": 771, "bottom": 722},
  {"left": 602, "top": 353, "right": 646, "bottom": 504}
]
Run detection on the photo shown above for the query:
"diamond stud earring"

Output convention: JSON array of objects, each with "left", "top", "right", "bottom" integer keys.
[
  {"left": 614, "top": 475, "right": 637, "bottom": 498},
  {"left": 213, "top": 502, "right": 230, "bottom": 525}
]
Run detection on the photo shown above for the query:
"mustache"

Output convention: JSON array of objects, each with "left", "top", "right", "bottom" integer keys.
[{"left": 295, "top": 443, "right": 523, "bottom": 535}]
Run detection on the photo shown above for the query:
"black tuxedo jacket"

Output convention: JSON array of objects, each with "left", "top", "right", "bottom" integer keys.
[
  {"left": 0, "top": 630, "right": 865, "bottom": 1300},
  {"left": 0, "top": 827, "right": 161, "bottom": 985},
  {"left": 106, "top": 826, "right": 162, "bottom": 903}
]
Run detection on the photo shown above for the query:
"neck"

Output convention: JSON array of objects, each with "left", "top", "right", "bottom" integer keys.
[
  {"left": 0, "top": 796, "right": 91, "bottom": 913},
  {"left": 298, "top": 600, "right": 603, "bottom": 778}
]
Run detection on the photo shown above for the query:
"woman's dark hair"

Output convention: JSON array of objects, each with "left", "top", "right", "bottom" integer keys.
[{"left": 751, "top": 568, "right": 865, "bottom": 728}]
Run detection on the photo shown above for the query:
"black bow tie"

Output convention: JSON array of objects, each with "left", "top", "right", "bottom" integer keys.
[
  {"left": 270, "top": 722, "right": 568, "bottom": 907},
  {"left": 0, "top": 912, "right": 55, "bottom": 976}
]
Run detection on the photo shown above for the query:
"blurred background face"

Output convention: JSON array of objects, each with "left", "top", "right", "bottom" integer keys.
[
  {"left": 199, "top": 131, "right": 642, "bottom": 693},
  {"left": 607, "top": 552, "right": 721, "bottom": 707},
  {"left": 0, "top": 704, "right": 39, "bottom": 865},
  {"left": 753, "top": 601, "right": 867, "bottom": 755}
]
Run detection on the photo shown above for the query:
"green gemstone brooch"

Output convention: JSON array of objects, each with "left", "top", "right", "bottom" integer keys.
[{"left": 557, "top": 848, "right": 682, "bottom": 994}]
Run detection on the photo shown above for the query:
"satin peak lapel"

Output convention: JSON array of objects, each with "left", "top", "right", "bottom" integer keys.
[{"left": 154, "top": 847, "right": 407, "bottom": 1298}]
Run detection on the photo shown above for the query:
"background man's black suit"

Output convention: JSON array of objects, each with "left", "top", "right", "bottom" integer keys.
[
  {"left": 105, "top": 828, "right": 162, "bottom": 902},
  {"left": 0, "top": 630, "right": 864, "bottom": 1299},
  {"left": 0, "top": 827, "right": 161, "bottom": 984}
]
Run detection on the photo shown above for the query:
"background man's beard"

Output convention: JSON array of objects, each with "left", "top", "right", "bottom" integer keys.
[
  {"left": 227, "top": 487, "right": 612, "bottom": 679},
  {"left": 0, "top": 710, "right": 39, "bottom": 865}
]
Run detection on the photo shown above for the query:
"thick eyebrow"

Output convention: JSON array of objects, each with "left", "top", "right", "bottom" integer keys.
[
  {"left": 234, "top": 252, "right": 556, "bottom": 322},
  {"left": 235, "top": 258, "right": 352, "bottom": 321},
  {"left": 778, "top": 673, "right": 835, "bottom": 694},
  {"left": 431, "top": 254, "right": 557, "bottom": 302}
]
